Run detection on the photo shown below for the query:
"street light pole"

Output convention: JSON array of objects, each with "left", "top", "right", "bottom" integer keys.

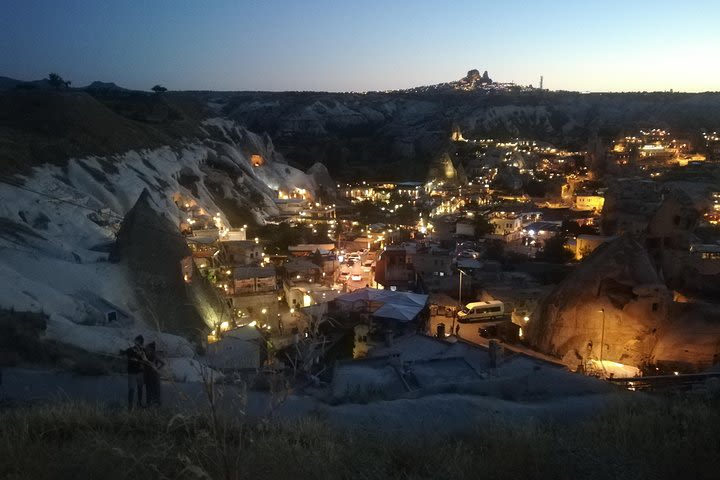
[
  {"left": 459, "top": 270, "right": 463, "bottom": 308},
  {"left": 453, "top": 268, "right": 468, "bottom": 335},
  {"left": 599, "top": 307, "right": 606, "bottom": 375}
]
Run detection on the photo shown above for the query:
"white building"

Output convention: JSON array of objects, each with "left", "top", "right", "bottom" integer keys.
[
  {"left": 205, "top": 325, "right": 267, "bottom": 371},
  {"left": 490, "top": 216, "right": 522, "bottom": 235},
  {"left": 575, "top": 195, "right": 605, "bottom": 212}
]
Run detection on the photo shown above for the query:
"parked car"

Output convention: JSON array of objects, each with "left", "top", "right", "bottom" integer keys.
[{"left": 361, "top": 261, "right": 373, "bottom": 272}]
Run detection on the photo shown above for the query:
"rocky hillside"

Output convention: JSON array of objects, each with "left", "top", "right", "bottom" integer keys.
[
  {"left": 0, "top": 90, "right": 327, "bottom": 368},
  {"left": 528, "top": 236, "right": 720, "bottom": 372},
  {"left": 220, "top": 89, "right": 720, "bottom": 180},
  {"left": 0, "top": 89, "right": 210, "bottom": 174},
  {"left": 4, "top": 77, "right": 720, "bottom": 181}
]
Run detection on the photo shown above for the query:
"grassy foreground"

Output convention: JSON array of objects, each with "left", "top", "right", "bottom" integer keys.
[{"left": 1, "top": 393, "right": 719, "bottom": 480}]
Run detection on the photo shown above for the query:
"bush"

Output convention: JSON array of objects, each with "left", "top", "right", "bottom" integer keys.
[{"left": 1, "top": 394, "right": 720, "bottom": 479}]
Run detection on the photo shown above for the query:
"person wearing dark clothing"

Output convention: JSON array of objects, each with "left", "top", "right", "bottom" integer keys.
[
  {"left": 143, "top": 342, "right": 164, "bottom": 407},
  {"left": 121, "top": 335, "right": 145, "bottom": 410}
]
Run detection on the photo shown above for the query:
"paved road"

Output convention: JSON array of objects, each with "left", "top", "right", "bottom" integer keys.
[
  {"left": 427, "top": 314, "right": 565, "bottom": 366},
  {"left": 338, "top": 254, "right": 375, "bottom": 291}
]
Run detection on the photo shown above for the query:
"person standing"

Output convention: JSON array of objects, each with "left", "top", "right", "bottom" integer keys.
[
  {"left": 143, "top": 342, "right": 164, "bottom": 407},
  {"left": 121, "top": 335, "right": 145, "bottom": 410}
]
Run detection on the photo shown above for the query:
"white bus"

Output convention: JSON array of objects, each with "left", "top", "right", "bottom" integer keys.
[{"left": 457, "top": 301, "right": 505, "bottom": 323}]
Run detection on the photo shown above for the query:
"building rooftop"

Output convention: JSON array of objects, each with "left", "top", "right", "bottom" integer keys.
[
  {"left": 233, "top": 266, "right": 276, "bottom": 280},
  {"left": 285, "top": 258, "right": 322, "bottom": 273},
  {"left": 219, "top": 239, "right": 257, "bottom": 247},
  {"left": 523, "top": 221, "right": 561, "bottom": 233}
]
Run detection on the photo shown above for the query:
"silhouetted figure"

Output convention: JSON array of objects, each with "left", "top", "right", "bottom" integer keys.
[
  {"left": 455, "top": 323, "right": 461, "bottom": 336},
  {"left": 121, "top": 335, "right": 145, "bottom": 410},
  {"left": 143, "top": 342, "right": 164, "bottom": 407}
]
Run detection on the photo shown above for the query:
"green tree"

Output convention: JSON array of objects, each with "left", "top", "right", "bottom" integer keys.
[
  {"left": 311, "top": 250, "right": 324, "bottom": 267},
  {"left": 538, "top": 235, "right": 573, "bottom": 263},
  {"left": 151, "top": 84, "right": 167, "bottom": 94},
  {"left": 310, "top": 224, "right": 330, "bottom": 243},
  {"left": 47, "top": 73, "right": 71, "bottom": 90},
  {"left": 473, "top": 216, "right": 494, "bottom": 239},
  {"left": 485, "top": 240, "right": 505, "bottom": 260},
  {"left": 356, "top": 200, "right": 382, "bottom": 225},
  {"left": 391, "top": 204, "right": 416, "bottom": 225}
]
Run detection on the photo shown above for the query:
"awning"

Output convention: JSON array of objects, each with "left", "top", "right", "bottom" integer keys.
[
  {"left": 336, "top": 287, "right": 427, "bottom": 306},
  {"left": 336, "top": 287, "right": 428, "bottom": 322},
  {"left": 373, "top": 303, "right": 423, "bottom": 322}
]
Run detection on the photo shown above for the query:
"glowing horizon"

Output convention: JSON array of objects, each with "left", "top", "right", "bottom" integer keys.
[{"left": 1, "top": 0, "right": 719, "bottom": 93}]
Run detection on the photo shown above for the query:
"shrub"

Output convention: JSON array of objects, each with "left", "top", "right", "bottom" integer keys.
[{"left": 1, "top": 394, "right": 719, "bottom": 479}]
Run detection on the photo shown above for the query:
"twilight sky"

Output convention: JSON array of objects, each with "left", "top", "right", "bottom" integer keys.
[{"left": 1, "top": 0, "right": 718, "bottom": 92}]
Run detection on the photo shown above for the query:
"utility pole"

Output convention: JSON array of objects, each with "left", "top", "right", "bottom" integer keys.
[
  {"left": 458, "top": 269, "right": 465, "bottom": 307},
  {"left": 454, "top": 268, "right": 468, "bottom": 334},
  {"left": 599, "top": 308, "right": 606, "bottom": 375}
]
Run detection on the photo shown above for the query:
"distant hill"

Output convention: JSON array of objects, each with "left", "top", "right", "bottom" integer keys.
[
  {"left": 0, "top": 76, "right": 133, "bottom": 92},
  {"left": 0, "top": 76, "right": 51, "bottom": 91},
  {"left": 220, "top": 89, "right": 720, "bottom": 180},
  {"left": 83, "top": 81, "right": 130, "bottom": 92},
  {"left": 0, "top": 76, "right": 22, "bottom": 89},
  {"left": 2, "top": 74, "right": 720, "bottom": 179},
  {"left": 0, "top": 89, "right": 208, "bottom": 173}
]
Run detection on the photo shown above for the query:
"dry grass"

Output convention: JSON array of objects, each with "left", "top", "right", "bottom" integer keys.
[{"left": 0, "top": 393, "right": 718, "bottom": 480}]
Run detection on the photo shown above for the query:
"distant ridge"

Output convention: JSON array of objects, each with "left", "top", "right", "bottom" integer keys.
[
  {"left": 0, "top": 76, "right": 51, "bottom": 90},
  {"left": 83, "top": 81, "right": 129, "bottom": 92},
  {"left": 0, "top": 75, "right": 133, "bottom": 91},
  {"left": 398, "top": 68, "right": 533, "bottom": 94}
]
